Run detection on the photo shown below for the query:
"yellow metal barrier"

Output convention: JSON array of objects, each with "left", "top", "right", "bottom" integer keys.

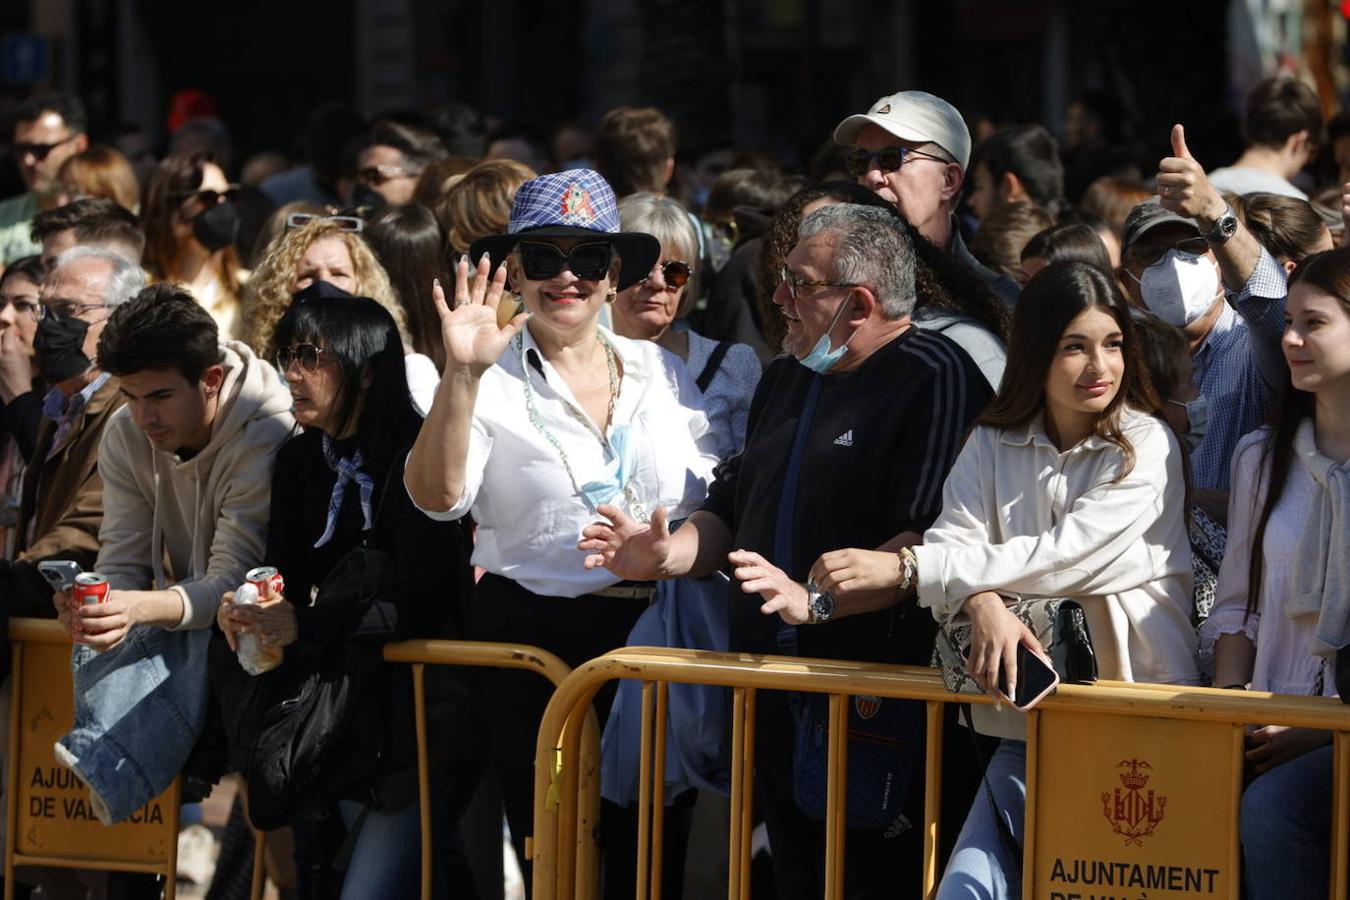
[
  {"left": 530, "top": 646, "right": 1350, "bottom": 900},
  {"left": 5, "top": 618, "right": 181, "bottom": 900}
]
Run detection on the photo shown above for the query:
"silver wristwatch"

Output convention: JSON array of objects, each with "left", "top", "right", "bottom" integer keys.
[
  {"left": 806, "top": 583, "right": 835, "bottom": 625},
  {"left": 1204, "top": 204, "right": 1239, "bottom": 244}
]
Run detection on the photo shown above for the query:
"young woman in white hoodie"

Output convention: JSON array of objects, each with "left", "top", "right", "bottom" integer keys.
[{"left": 755, "top": 261, "right": 1200, "bottom": 898}]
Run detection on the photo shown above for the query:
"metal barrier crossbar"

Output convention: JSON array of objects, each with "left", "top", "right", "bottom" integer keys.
[{"left": 530, "top": 646, "right": 1350, "bottom": 900}]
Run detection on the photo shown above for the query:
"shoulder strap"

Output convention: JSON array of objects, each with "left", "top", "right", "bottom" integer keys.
[{"left": 696, "top": 341, "right": 733, "bottom": 393}]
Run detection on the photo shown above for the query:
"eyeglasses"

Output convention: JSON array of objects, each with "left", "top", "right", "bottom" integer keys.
[
  {"left": 357, "top": 164, "right": 412, "bottom": 187},
  {"left": 517, "top": 241, "right": 613, "bottom": 281},
  {"left": 39, "top": 301, "right": 107, "bottom": 321},
  {"left": 843, "top": 145, "right": 948, "bottom": 179},
  {"left": 276, "top": 343, "right": 331, "bottom": 373},
  {"left": 1125, "top": 235, "right": 1210, "bottom": 270},
  {"left": 641, "top": 260, "right": 692, "bottom": 291},
  {"left": 14, "top": 134, "right": 79, "bottom": 162},
  {"left": 779, "top": 266, "right": 857, "bottom": 301},
  {"left": 170, "top": 186, "right": 240, "bottom": 207},
  {"left": 0, "top": 292, "right": 40, "bottom": 322},
  {"left": 285, "top": 212, "right": 364, "bottom": 233}
]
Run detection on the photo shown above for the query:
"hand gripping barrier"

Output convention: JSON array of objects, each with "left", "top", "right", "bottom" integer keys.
[
  {"left": 5, "top": 618, "right": 181, "bottom": 900},
  {"left": 529, "top": 646, "right": 1350, "bottom": 900}
]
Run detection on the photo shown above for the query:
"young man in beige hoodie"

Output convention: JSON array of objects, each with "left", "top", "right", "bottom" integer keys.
[{"left": 52, "top": 282, "right": 295, "bottom": 823}]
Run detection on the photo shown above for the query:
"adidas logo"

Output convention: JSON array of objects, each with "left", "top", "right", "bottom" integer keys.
[{"left": 833, "top": 430, "right": 854, "bottom": 447}]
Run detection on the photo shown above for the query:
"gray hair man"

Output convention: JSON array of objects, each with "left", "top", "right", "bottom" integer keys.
[
  {"left": 7, "top": 247, "right": 146, "bottom": 618},
  {"left": 581, "top": 202, "right": 994, "bottom": 898}
]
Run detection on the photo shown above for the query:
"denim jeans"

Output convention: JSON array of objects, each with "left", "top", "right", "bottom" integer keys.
[
  {"left": 55, "top": 625, "right": 210, "bottom": 823},
  {"left": 937, "top": 740, "right": 1026, "bottom": 900},
  {"left": 1241, "top": 743, "right": 1333, "bottom": 900},
  {"left": 337, "top": 799, "right": 421, "bottom": 899}
]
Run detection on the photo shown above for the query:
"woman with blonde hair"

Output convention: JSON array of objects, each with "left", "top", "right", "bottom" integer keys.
[
  {"left": 242, "top": 216, "right": 438, "bottom": 411},
  {"left": 55, "top": 145, "right": 141, "bottom": 214},
  {"left": 437, "top": 159, "right": 536, "bottom": 256}
]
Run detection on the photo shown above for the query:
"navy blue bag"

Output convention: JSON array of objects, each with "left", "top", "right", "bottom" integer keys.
[{"left": 775, "top": 375, "right": 924, "bottom": 832}]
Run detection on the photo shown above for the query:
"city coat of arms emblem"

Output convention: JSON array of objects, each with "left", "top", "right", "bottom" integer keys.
[{"left": 1101, "top": 758, "right": 1167, "bottom": 845}]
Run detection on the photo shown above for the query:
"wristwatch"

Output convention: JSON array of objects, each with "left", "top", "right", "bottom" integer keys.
[
  {"left": 1204, "top": 204, "right": 1238, "bottom": 244},
  {"left": 806, "top": 583, "right": 835, "bottom": 625}
]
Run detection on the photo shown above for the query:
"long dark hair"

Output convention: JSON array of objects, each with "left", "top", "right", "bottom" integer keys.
[
  {"left": 1244, "top": 248, "right": 1349, "bottom": 617},
  {"left": 977, "top": 261, "right": 1161, "bottom": 475},
  {"left": 756, "top": 181, "right": 1011, "bottom": 350},
  {"left": 273, "top": 295, "right": 422, "bottom": 478},
  {"left": 364, "top": 203, "right": 449, "bottom": 370}
]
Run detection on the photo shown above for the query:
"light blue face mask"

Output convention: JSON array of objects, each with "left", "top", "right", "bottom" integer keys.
[
  {"left": 579, "top": 424, "right": 638, "bottom": 509},
  {"left": 797, "top": 293, "right": 857, "bottom": 374}
]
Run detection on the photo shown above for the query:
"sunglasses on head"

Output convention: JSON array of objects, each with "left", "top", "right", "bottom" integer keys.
[
  {"left": 171, "top": 186, "right": 239, "bottom": 207},
  {"left": 642, "top": 260, "right": 692, "bottom": 290},
  {"left": 517, "top": 241, "right": 613, "bottom": 281},
  {"left": 843, "top": 145, "right": 947, "bottom": 179},
  {"left": 276, "top": 343, "right": 330, "bottom": 373},
  {"left": 286, "top": 212, "right": 364, "bottom": 233},
  {"left": 14, "top": 134, "right": 78, "bottom": 162}
]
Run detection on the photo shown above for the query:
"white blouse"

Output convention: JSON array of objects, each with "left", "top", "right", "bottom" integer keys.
[
  {"left": 1200, "top": 429, "right": 1338, "bottom": 697},
  {"left": 914, "top": 409, "right": 1200, "bottom": 687},
  {"left": 413, "top": 324, "right": 719, "bottom": 598},
  {"left": 681, "top": 331, "right": 761, "bottom": 461}
]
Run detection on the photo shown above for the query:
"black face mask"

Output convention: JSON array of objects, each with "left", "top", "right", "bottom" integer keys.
[
  {"left": 34, "top": 315, "right": 92, "bottom": 383},
  {"left": 291, "top": 280, "right": 356, "bottom": 305},
  {"left": 193, "top": 201, "right": 240, "bottom": 252}
]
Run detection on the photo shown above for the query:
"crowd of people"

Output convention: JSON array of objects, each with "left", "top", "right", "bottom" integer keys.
[{"left": 0, "top": 72, "right": 1345, "bottom": 900}]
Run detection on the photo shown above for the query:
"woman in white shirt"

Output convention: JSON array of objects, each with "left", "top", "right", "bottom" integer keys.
[
  {"left": 1203, "top": 248, "right": 1350, "bottom": 900},
  {"left": 403, "top": 169, "right": 718, "bottom": 888},
  {"left": 612, "top": 192, "right": 760, "bottom": 460},
  {"left": 767, "top": 261, "right": 1198, "bottom": 898}
]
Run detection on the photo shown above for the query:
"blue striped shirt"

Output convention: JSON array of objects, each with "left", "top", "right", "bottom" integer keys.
[{"left": 1191, "top": 248, "right": 1288, "bottom": 491}]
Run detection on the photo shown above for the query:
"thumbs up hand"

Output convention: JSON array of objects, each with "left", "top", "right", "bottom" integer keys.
[{"left": 1157, "top": 124, "right": 1227, "bottom": 227}]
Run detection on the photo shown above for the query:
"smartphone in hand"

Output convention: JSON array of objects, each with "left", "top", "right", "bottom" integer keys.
[{"left": 1004, "top": 643, "right": 1059, "bottom": 711}]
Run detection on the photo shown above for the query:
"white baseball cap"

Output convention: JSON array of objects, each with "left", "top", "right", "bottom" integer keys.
[{"left": 833, "top": 90, "right": 972, "bottom": 170}]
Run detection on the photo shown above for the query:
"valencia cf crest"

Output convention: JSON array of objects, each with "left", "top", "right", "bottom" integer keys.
[
  {"left": 559, "top": 184, "right": 597, "bottom": 224},
  {"left": 1101, "top": 758, "right": 1166, "bottom": 845},
  {"left": 854, "top": 695, "right": 881, "bottom": 720}
]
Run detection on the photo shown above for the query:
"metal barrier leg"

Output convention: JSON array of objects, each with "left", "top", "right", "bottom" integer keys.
[
  {"left": 922, "top": 701, "right": 943, "bottom": 900},
  {"left": 412, "top": 664, "right": 432, "bottom": 900},
  {"left": 249, "top": 829, "right": 267, "bottom": 900},
  {"left": 738, "top": 689, "right": 756, "bottom": 900},
  {"left": 1333, "top": 732, "right": 1349, "bottom": 899},
  {"left": 824, "top": 694, "right": 848, "bottom": 900},
  {"left": 5, "top": 650, "right": 22, "bottom": 900},
  {"left": 636, "top": 682, "right": 654, "bottom": 900},
  {"left": 726, "top": 687, "right": 746, "bottom": 900},
  {"left": 651, "top": 682, "right": 668, "bottom": 900},
  {"left": 574, "top": 707, "right": 602, "bottom": 900},
  {"left": 1021, "top": 710, "right": 1039, "bottom": 900}
]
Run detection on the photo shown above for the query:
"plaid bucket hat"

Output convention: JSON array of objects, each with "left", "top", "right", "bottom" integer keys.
[{"left": 469, "top": 169, "right": 661, "bottom": 290}]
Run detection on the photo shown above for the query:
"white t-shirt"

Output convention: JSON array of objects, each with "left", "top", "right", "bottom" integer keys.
[{"left": 413, "top": 325, "right": 719, "bottom": 597}]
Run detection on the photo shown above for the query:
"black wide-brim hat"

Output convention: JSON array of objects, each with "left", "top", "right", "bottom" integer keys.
[{"left": 468, "top": 169, "right": 661, "bottom": 291}]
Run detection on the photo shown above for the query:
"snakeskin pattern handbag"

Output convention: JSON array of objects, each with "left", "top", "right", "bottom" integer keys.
[{"left": 933, "top": 597, "right": 1099, "bottom": 695}]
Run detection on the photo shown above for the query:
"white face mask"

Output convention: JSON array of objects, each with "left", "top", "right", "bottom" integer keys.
[{"left": 1136, "top": 249, "right": 1222, "bottom": 327}]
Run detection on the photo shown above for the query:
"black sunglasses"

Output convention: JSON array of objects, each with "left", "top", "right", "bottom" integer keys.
[
  {"left": 517, "top": 241, "right": 613, "bottom": 281},
  {"left": 1126, "top": 235, "right": 1210, "bottom": 269},
  {"left": 14, "top": 134, "right": 78, "bottom": 162},
  {"left": 276, "top": 343, "right": 330, "bottom": 374},
  {"left": 170, "top": 186, "right": 239, "bottom": 207},
  {"left": 843, "top": 145, "right": 947, "bottom": 179},
  {"left": 642, "top": 260, "right": 692, "bottom": 290}
]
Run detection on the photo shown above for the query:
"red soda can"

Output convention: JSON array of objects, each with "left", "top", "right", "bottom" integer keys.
[
  {"left": 246, "top": 566, "right": 284, "bottom": 598},
  {"left": 74, "top": 573, "right": 109, "bottom": 605}
]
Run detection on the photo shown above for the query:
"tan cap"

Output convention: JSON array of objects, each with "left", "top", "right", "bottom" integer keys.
[{"left": 833, "top": 90, "right": 971, "bottom": 170}]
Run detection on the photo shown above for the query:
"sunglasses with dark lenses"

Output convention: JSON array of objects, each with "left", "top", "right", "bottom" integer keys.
[
  {"left": 14, "top": 134, "right": 78, "bottom": 162},
  {"left": 1127, "top": 235, "right": 1210, "bottom": 269},
  {"left": 843, "top": 145, "right": 947, "bottom": 178},
  {"left": 276, "top": 343, "right": 330, "bottom": 373},
  {"left": 643, "top": 260, "right": 692, "bottom": 290},
  {"left": 517, "top": 241, "right": 613, "bottom": 281},
  {"left": 171, "top": 186, "right": 240, "bottom": 207}
]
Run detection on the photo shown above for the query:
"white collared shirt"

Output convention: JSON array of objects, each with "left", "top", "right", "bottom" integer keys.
[
  {"left": 413, "top": 324, "right": 718, "bottom": 598},
  {"left": 914, "top": 408, "right": 1200, "bottom": 688}
]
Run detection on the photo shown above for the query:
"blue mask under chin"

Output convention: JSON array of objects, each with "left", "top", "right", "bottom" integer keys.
[{"left": 796, "top": 294, "right": 856, "bottom": 374}]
